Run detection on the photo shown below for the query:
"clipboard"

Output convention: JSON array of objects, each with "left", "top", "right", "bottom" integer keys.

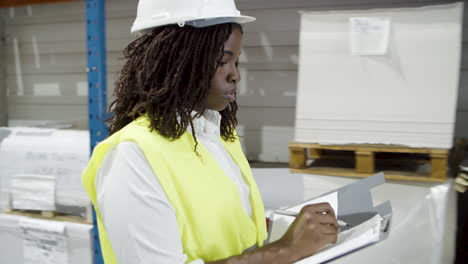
[{"left": 268, "top": 172, "right": 392, "bottom": 264}]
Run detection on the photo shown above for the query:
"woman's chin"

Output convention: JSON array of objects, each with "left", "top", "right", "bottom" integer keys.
[{"left": 206, "top": 103, "right": 229, "bottom": 112}]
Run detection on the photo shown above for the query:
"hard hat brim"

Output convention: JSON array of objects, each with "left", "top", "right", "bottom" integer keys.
[
  {"left": 131, "top": 15, "right": 256, "bottom": 33},
  {"left": 186, "top": 15, "right": 256, "bottom": 28}
]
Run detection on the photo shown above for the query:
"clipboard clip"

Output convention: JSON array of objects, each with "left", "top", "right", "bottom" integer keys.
[{"left": 380, "top": 216, "right": 390, "bottom": 233}]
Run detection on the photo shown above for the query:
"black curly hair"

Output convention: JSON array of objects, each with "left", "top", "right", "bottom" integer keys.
[{"left": 107, "top": 23, "right": 242, "bottom": 148}]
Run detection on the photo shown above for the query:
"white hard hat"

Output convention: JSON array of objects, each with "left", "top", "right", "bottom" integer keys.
[{"left": 131, "top": 0, "right": 256, "bottom": 33}]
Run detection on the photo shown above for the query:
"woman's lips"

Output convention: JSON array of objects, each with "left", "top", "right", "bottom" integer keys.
[{"left": 224, "top": 93, "right": 236, "bottom": 102}]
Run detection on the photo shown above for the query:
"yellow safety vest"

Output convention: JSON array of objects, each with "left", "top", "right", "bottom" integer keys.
[{"left": 82, "top": 116, "right": 268, "bottom": 263}]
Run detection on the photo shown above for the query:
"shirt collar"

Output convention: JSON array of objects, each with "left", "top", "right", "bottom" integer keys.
[{"left": 189, "top": 110, "right": 221, "bottom": 137}]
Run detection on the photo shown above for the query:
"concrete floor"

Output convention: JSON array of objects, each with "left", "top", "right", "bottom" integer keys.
[{"left": 249, "top": 161, "right": 288, "bottom": 168}]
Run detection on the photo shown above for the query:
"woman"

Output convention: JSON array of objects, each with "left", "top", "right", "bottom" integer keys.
[{"left": 82, "top": 2, "right": 338, "bottom": 264}]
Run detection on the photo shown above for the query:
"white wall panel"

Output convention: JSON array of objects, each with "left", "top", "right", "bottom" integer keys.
[
  {"left": 6, "top": 74, "right": 87, "bottom": 96},
  {"left": 5, "top": 46, "right": 298, "bottom": 75},
  {"left": 8, "top": 101, "right": 86, "bottom": 122},
  {"left": 2, "top": 0, "right": 466, "bottom": 162},
  {"left": 236, "top": 0, "right": 459, "bottom": 10},
  {"left": 7, "top": 95, "right": 87, "bottom": 128},
  {"left": 238, "top": 126, "right": 294, "bottom": 162},
  {"left": 237, "top": 70, "right": 297, "bottom": 107},
  {"left": 3, "top": 0, "right": 303, "bottom": 152},
  {"left": 237, "top": 107, "right": 295, "bottom": 162}
]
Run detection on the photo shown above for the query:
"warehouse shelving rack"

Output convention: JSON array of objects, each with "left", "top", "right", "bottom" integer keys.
[{"left": 85, "top": 0, "right": 107, "bottom": 263}]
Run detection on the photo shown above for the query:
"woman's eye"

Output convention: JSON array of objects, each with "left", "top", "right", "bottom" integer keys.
[{"left": 217, "top": 60, "right": 239, "bottom": 68}]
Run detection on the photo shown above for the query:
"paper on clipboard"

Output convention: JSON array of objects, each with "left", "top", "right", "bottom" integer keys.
[
  {"left": 288, "top": 192, "right": 338, "bottom": 214},
  {"left": 295, "top": 214, "right": 383, "bottom": 264},
  {"left": 268, "top": 172, "right": 392, "bottom": 264},
  {"left": 268, "top": 192, "right": 338, "bottom": 243}
]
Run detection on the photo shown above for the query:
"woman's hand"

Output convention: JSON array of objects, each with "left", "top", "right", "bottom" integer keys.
[
  {"left": 208, "top": 203, "right": 339, "bottom": 264},
  {"left": 276, "top": 203, "right": 339, "bottom": 262}
]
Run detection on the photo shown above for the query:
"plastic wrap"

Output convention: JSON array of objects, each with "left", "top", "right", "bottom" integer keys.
[
  {"left": 0, "top": 213, "right": 93, "bottom": 264},
  {"left": 0, "top": 127, "right": 90, "bottom": 217},
  {"left": 294, "top": 3, "right": 463, "bottom": 148},
  {"left": 11, "top": 174, "right": 56, "bottom": 211},
  {"left": 252, "top": 168, "right": 456, "bottom": 264}
]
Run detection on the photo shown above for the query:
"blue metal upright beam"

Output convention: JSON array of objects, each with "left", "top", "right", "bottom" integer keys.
[{"left": 85, "top": 0, "right": 108, "bottom": 263}]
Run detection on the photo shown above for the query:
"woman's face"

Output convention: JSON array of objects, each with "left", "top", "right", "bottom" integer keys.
[{"left": 205, "top": 27, "right": 243, "bottom": 111}]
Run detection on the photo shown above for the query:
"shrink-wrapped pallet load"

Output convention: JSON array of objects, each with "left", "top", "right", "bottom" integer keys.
[
  {"left": 295, "top": 3, "right": 463, "bottom": 148},
  {"left": 0, "top": 213, "right": 93, "bottom": 264},
  {"left": 0, "top": 127, "right": 90, "bottom": 218}
]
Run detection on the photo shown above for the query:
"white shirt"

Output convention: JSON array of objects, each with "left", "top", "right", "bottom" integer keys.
[{"left": 95, "top": 110, "right": 252, "bottom": 264}]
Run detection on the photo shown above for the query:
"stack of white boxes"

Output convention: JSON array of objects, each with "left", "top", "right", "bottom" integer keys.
[
  {"left": 0, "top": 214, "right": 93, "bottom": 264},
  {"left": 0, "top": 127, "right": 93, "bottom": 264},
  {"left": 294, "top": 3, "right": 463, "bottom": 149}
]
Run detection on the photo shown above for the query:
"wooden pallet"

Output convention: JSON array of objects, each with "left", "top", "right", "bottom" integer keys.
[
  {"left": 5, "top": 208, "right": 92, "bottom": 225},
  {"left": 289, "top": 142, "right": 449, "bottom": 182}
]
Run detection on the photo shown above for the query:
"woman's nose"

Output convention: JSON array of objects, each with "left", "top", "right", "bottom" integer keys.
[{"left": 228, "top": 67, "right": 241, "bottom": 83}]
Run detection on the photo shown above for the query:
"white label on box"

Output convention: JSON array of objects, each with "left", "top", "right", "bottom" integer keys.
[
  {"left": 350, "top": 17, "right": 391, "bottom": 55},
  {"left": 19, "top": 218, "right": 68, "bottom": 264},
  {"left": 11, "top": 174, "right": 56, "bottom": 211}
]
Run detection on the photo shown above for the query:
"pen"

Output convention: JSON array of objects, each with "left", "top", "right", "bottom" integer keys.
[{"left": 274, "top": 209, "right": 351, "bottom": 227}]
